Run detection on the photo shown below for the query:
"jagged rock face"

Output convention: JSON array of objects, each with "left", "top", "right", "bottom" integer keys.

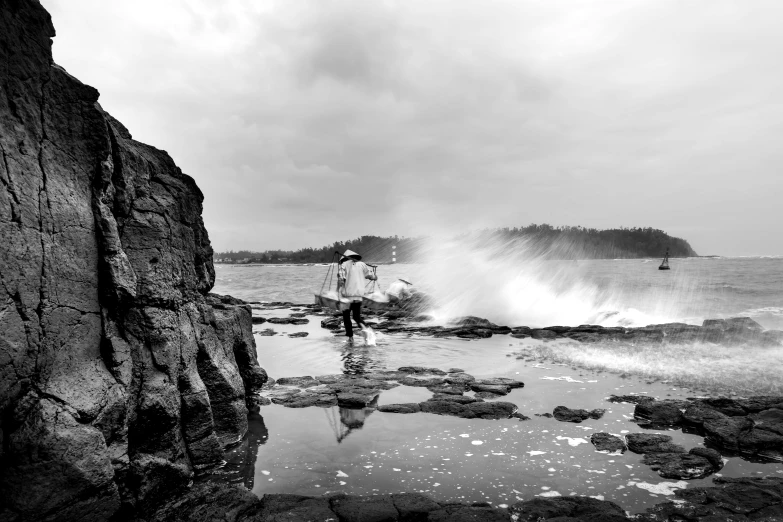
[{"left": 0, "top": 2, "right": 266, "bottom": 520}]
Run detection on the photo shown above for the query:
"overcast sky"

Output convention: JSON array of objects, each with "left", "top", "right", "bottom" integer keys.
[{"left": 42, "top": 0, "right": 782, "bottom": 256}]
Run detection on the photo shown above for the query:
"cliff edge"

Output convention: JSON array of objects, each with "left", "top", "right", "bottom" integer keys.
[{"left": 0, "top": 1, "right": 267, "bottom": 520}]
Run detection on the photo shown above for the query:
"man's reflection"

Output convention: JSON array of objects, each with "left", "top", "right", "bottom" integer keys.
[{"left": 326, "top": 396, "right": 379, "bottom": 443}]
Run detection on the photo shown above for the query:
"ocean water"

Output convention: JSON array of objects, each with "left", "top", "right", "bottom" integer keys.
[
  {"left": 207, "top": 257, "right": 783, "bottom": 513},
  {"left": 214, "top": 256, "right": 783, "bottom": 329}
]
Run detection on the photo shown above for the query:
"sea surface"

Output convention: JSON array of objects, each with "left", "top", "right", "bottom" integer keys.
[
  {"left": 209, "top": 257, "right": 783, "bottom": 513},
  {"left": 215, "top": 257, "right": 783, "bottom": 329}
]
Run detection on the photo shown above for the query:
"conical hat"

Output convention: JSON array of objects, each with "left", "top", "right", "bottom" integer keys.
[{"left": 342, "top": 249, "right": 362, "bottom": 260}]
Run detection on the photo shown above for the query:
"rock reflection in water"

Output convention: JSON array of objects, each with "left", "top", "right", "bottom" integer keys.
[{"left": 217, "top": 406, "right": 270, "bottom": 489}]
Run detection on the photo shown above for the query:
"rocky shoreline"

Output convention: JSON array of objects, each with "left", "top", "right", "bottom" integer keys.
[
  {"left": 149, "top": 476, "right": 783, "bottom": 521},
  {"left": 2, "top": 1, "right": 782, "bottom": 520}
]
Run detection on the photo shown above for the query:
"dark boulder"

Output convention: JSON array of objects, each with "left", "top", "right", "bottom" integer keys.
[
  {"left": 473, "top": 377, "right": 525, "bottom": 389},
  {"left": 419, "top": 401, "right": 476, "bottom": 418},
  {"left": 626, "top": 433, "right": 685, "bottom": 454},
  {"left": 275, "top": 376, "right": 319, "bottom": 387},
  {"left": 267, "top": 316, "right": 309, "bottom": 325},
  {"left": 634, "top": 399, "right": 687, "bottom": 427},
  {"left": 509, "top": 496, "right": 627, "bottom": 521},
  {"left": 607, "top": 394, "right": 655, "bottom": 405},
  {"left": 390, "top": 493, "right": 442, "bottom": 520},
  {"left": 321, "top": 317, "right": 342, "bottom": 329},
  {"left": 377, "top": 403, "right": 421, "bottom": 414},
  {"left": 553, "top": 406, "right": 605, "bottom": 423},
  {"left": 465, "top": 401, "right": 517, "bottom": 419},
  {"left": 641, "top": 450, "right": 719, "bottom": 480},
  {"left": 337, "top": 393, "right": 378, "bottom": 409},
  {"left": 530, "top": 329, "right": 558, "bottom": 340},
  {"left": 330, "top": 494, "right": 398, "bottom": 522},
  {"left": 398, "top": 366, "right": 447, "bottom": 375},
  {"left": 469, "top": 384, "right": 511, "bottom": 395},
  {"left": 427, "top": 505, "right": 510, "bottom": 522},
  {"left": 590, "top": 433, "right": 627, "bottom": 453},
  {"left": 428, "top": 394, "right": 483, "bottom": 405}
]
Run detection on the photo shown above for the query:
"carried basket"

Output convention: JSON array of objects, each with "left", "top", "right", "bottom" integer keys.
[
  {"left": 315, "top": 253, "right": 392, "bottom": 312},
  {"left": 362, "top": 266, "right": 392, "bottom": 311},
  {"left": 314, "top": 292, "right": 352, "bottom": 312},
  {"left": 314, "top": 251, "right": 354, "bottom": 312}
]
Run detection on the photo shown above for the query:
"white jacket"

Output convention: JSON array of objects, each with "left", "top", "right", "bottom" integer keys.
[{"left": 339, "top": 260, "right": 373, "bottom": 300}]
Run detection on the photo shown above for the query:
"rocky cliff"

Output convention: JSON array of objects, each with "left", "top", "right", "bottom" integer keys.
[{"left": 0, "top": 1, "right": 267, "bottom": 520}]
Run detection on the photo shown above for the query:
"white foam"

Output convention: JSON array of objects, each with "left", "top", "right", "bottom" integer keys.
[
  {"left": 556, "top": 436, "right": 588, "bottom": 447},
  {"left": 541, "top": 376, "right": 584, "bottom": 383},
  {"left": 629, "top": 480, "right": 687, "bottom": 495}
]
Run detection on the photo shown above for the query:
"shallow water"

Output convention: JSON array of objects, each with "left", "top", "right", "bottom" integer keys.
[
  {"left": 215, "top": 257, "right": 783, "bottom": 329},
  {"left": 206, "top": 306, "right": 783, "bottom": 514}
]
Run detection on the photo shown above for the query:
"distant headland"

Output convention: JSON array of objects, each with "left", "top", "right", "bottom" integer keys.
[{"left": 215, "top": 224, "right": 697, "bottom": 264}]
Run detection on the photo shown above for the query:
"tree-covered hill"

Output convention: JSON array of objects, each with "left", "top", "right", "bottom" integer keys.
[{"left": 215, "top": 225, "right": 696, "bottom": 264}]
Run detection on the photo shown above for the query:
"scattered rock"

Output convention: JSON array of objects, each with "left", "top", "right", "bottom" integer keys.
[
  {"left": 608, "top": 394, "right": 655, "bottom": 405},
  {"left": 251, "top": 316, "right": 267, "bottom": 324},
  {"left": 469, "top": 383, "right": 511, "bottom": 395},
  {"left": 509, "top": 496, "right": 628, "bottom": 522},
  {"left": 530, "top": 329, "right": 558, "bottom": 340},
  {"left": 553, "top": 406, "right": 606, "bottom": 423},
  {"left": 377, "top": 403, "right": 421, "bottom": 414},
  {"left": 642, "top": 450, "right": 719, "bottom": 480},
  {"left": 634, "top": 399, "right": 687, "bottom": 427},
  {"left": 267, "top": 317, "right": 309, "bottom": 325},
  {"left": 287, "top": 332, "right": 309, "bottom": 338},
  {"left": 428, "top": 394, "right": 483, "bottom": 405},
  {"left": 255, "top": 328, "right": 276, "bottom": 336},
  {"left": 591, "top": 433, "right": 627, "bottom": 453},
  {"left": 626, "top": 433, "right": 685, "bottom": 454}
]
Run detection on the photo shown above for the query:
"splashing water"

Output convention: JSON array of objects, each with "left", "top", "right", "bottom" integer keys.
[{"left": 410, "top": 235, "right": 701, "bottom": 328}]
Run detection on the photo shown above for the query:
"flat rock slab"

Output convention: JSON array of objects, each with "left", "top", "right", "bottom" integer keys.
[
  {"left": 287, "top": 332, "right": 309, "bottom": 338},
  {"left": 553, "top": 405, "right": 606, "bottom": 423},
  {"left": 429, "top": 394, "right": 484, "bottom": 405},
  {"left": 626, "top": 433, "right": 685, "bottom": 454},
  {"left": 337, "top": 392, "right": 378, "bottom": 408},
  {"left": 591, "top": 432, "right": 627, "bottom": 453},
  {"left": 469, "top": 383, "right": 511, "bottom": 395},
  {"left": 509, "top": 496, "right": 627, "bottom": 521},
  {"left": 642, "top": 451, "right": 719, "bottom": 480},
  {"left": 330, "top": 494, "right": 398, "bottom": 522},
  {"left": 474, "top": 377, "right": 524, "bottom": 388},
  {"left": 634, "top": 399, "right": 687, "bottom": 427},
  {"left": 377, "top": 403, "right": 421, "bottom": 414},
  {"left": 608, "top": 394, "right": 655, "bottom": 404},
  {"left": 267, "top": 316, "right": 310, "bottom": 325}
]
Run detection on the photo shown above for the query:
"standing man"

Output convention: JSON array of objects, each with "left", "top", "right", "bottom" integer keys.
[{"left": 337, "top": 250, "right": 376, "bottom": 343}]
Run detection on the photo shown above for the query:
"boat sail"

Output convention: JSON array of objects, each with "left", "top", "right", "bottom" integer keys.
[{"left": 659, "top": 249, "right": 671, "bottom": 270}]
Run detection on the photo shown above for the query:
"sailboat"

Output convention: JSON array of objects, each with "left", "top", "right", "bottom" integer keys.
[{"left": 658, "top": 249, "right": 671, "bottom": 270}]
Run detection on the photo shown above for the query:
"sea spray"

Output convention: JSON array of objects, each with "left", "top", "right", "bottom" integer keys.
[{"left": 409, "top": 234, "right": 701, "bottom": 328}]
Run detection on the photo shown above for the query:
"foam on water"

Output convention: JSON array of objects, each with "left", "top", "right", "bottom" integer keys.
[{"left": 414, "top": 236, "right": 680, "bottom": 328}]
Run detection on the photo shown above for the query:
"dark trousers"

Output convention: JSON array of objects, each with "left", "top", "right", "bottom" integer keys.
[{"left": 342, "top": 301, "right": 366, "bottom": 338}]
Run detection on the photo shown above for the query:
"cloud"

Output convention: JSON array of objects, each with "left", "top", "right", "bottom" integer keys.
[{"left": 42, "top": 0, "right": 783, "bottom": 255}]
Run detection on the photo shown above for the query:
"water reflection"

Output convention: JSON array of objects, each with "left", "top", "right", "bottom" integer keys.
[
  {"left": 218, "top": 405, "right": 269, "bottom": 489},
  {"left": 340, "top": 344, "right": 383, "bottom": 374},
  {"left": 323, "top": 397, "right": 379, "bottom": 443}
]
